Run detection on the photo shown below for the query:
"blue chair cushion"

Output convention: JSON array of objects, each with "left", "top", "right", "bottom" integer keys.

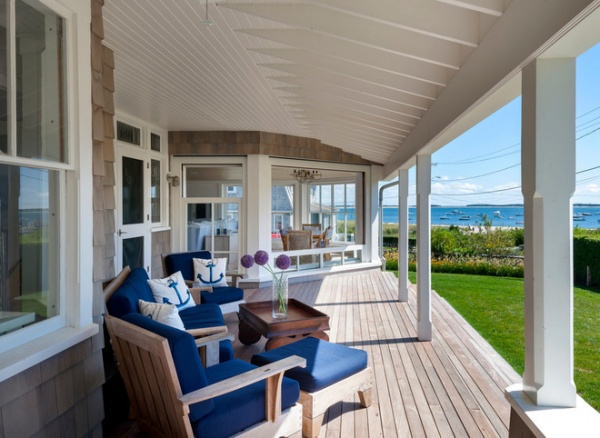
[
  {"left": 178, "top": 304, "right": 233, "bottom": 362},
  {"left": 193, "top": 359, "right": 300, "bottom": 438},
  {"left": 178, "top": 303, "right": 225, "bottom": 328},
  {"left": 106, "top": 267, "right": 155, "bottom": 318},
  {"left": 121, "top": 313, "right": 214, "bottom": 423},
  {"left": 164, "top": 250, "right": 212, "bottom": 282},
  {"left": 251, "top": 337, "right": 368, "bottom": 393},
  {"left": 200, "top": 286, "right": 244, "bottom": 305}
]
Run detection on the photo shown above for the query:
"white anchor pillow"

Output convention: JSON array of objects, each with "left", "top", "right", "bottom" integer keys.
[
  {"left": 193, "top": 258, "right": 229, "bottom": 288},
  {"left": 147, "top": 271, "right": 196, "bottom": 311},
  {"left": 138, "top": 300, "right": 185, "bottom": 330}
]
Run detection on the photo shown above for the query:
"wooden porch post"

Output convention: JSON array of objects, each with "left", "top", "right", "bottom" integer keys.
[
  {"left": 521, "top": 58, "right": 576, "bottom": 407},
  {"left": 246, "top": 154, "right": 273, "bottom": 281},
  {"left": 398, "top": 168, "right": 409, "bottom": 302},
  {"left": 416, "top": 154, "right": 432, "bottom": 341}
]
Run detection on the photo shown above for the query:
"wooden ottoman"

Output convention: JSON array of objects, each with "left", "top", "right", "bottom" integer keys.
[{"left": 251, "top": 336, "right": 372, "bottom": 438}]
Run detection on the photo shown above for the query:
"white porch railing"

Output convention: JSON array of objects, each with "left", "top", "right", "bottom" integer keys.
[{"left": 272, "top": 244, "right": 365, "bottom": 274}]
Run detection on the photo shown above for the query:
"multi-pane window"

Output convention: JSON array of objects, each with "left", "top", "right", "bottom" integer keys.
[
  {"left": 272, "top": 185, "right": 294, "bottom": 231},
  {"left": 0, "top": 0, "right": 68, "bottom": 338},
  {"left": 310, "top": 183, "right": 357, "bottom": 242}
]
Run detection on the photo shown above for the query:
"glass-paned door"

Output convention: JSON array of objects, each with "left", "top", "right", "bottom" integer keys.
[
  {"left": 118, "top": 152, "right": 150, "bottom": 271},
  {"left": 186, "top": 200, "right": 240, "bottom": 272}
]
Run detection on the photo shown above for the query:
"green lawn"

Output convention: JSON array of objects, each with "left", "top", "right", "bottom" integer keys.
[{"left": 405, "top": 271, "right": 600, "bottom": 412}]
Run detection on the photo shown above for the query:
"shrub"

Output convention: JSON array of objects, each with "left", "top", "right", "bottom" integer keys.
[{"left": 573, "top": 231, "right": 600, "bottom": 287}]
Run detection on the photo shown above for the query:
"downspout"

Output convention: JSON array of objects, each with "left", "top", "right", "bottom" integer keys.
[{"left": 378, "top": 180, "right": 399, "bottom": 270}]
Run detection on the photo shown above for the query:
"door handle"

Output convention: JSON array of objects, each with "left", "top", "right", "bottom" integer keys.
[{"left": 118, "top": 229, "right": 127, "bottom": 236}]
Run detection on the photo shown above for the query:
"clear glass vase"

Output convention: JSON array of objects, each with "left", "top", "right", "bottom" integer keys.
[{"left": 272, "top": 274, "right": 288, "bottom": 319}]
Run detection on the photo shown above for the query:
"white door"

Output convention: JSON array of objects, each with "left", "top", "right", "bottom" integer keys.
[{"left": 117, "top": 150, "right": 151, "bottom": 272}]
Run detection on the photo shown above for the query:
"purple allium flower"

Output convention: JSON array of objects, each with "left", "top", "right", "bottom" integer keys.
[
  {"left": 275, "top": 254, "right": 291, "bottom": 270},
  {"left": 254, "top": 250, "right": 269, "bottom": 266},
  {"left": 240, "top": 254, "right": 255, "bottom": 269}
]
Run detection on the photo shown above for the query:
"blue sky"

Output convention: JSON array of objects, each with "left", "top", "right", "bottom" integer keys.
[{"left": 382, "top": 41, "right": 600, "bottom": 206}]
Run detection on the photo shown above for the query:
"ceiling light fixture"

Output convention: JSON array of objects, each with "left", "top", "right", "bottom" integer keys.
[
  {"left": 201, "top": 0, "right": 213, "bottom": 26},
  {"left": 291, "top": 169, "right": 322, "bottom": 184}
]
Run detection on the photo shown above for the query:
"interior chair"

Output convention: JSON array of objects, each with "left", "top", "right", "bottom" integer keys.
[
  {"left": 316, "top": 226, "right": 333, "bottom": 261},
  {"left": 287, "top": 230, "right": 313, "bottom": 265},
  {"left": 162, "top": 251, "right": 245, "bottom": 314},
  {"left": 280, "top": 226, "right": 292, "bottom": 251},
  {"left": 301, "top": 223, "right": 322, "bottom": 237},
  {"left": 105, "top": 313, "right": 306, "bottom": 438},
  {"left": 286, "top": 230, "right": 312, "bottom": 250}
]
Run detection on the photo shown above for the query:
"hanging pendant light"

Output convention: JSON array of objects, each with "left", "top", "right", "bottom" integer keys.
[{"left": 201, "top": 0, "right": 213, "bottom": 26}]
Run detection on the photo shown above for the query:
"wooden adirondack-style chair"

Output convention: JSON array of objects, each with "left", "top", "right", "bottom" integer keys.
[{"left": 105, "top": 314, "right": 305, "bottom": 438}]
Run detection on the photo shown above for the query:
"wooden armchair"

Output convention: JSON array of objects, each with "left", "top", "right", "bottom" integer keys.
[
  {"left": 106, "top": 314, "right": 305, "bottom": 437},
  {"left": 103, "top": 266, "right": 233, "bottom": 366}
]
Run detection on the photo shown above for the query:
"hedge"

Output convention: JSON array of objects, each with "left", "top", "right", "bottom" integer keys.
[
  {"left": 385, "top": 232, "right": 600, "bottom": 285},
  {"left": 573, "top": 234, "right": 600, "bottom": 287}
]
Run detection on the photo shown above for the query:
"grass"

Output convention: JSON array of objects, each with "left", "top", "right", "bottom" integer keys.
[{"left": 405, "top": 271, "right": 600, "bottom": 412}]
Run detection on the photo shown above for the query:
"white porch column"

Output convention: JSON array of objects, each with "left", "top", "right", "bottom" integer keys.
[
  {"left": 245, "top": 155, "right": 273, "bottom": 281},
  {"left": 416, "top": 154, "right": 432, "bottom": 341},
  {"left": 398, "top": 168, "right": 409, "bottom": 302},
  {"left": 521, "top": 58, "right": 576, "bottom": 407}
]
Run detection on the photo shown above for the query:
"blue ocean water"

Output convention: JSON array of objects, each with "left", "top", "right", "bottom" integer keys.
[{"left": 382, "top": 206, "right": 600, "bottom": 229}]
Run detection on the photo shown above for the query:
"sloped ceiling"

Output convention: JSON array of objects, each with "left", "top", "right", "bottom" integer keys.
[{"left": 103, "top": 0, "right": 595, "bottom": 170}]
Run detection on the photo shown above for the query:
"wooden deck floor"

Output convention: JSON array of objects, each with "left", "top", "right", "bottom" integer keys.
[{"left": 226, "top": 269, "right": 521, "bottom": 438}]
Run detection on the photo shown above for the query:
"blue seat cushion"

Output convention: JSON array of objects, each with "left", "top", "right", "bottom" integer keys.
[
  {"left": 178, "top": 303, "right": 225, "bottom": 328},
  {"left": 178, "top": 304, "right": 233, "bottom": 362},
  {"left": 106, "top": 267, "right": 155, "bottom": 318},
  {"left": 251, "top": 337, "right": 368, "bottom": 393},
  {"left": 121, "top": 313, "right": 214, "bottom": 423},
  {"left": 193, "top": 359, "right": 300, "bottom": 438},
  {"left": 200, "top": 286, "right": 244, "bottom": 305},
  {"left": 164, "top": 250, "right": 212, "bottom": 282}
]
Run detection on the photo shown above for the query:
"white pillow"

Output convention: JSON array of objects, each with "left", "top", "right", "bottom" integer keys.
[
  {"left": 193, "top": 258, "right": 228, "bottom": 288},
  {"left": 147, "top": 271, "right": 196, "bottom": 311},
  {"left": 138, "top": 300, "right": 185, "bottom": 330}
]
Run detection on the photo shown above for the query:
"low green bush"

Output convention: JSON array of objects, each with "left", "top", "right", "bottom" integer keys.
[{"left": 573, "top": 229, "right": 600, "bottom": 287}]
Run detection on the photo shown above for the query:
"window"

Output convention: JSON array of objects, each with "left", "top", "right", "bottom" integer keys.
[
  {"left": 117, "top": 121, "right": 141, "bottom": 146},
  {"left": 0, "top": 0, "right": 68, "bottom": 341},
  {"left": 115, "top": 117, "right": 168, "bottom": 228},
  {"left": 310, "top": 183, "right": 357, "bottom": 242},
  {"left": 272, "top": 185, "right": 294, "bottom": 231},
  {"left": 150, "top": 132, "right": 161, "bottom": 152}
]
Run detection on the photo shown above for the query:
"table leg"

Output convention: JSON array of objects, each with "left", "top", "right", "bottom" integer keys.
[{"left": 238, "top": 319, "right": 262, "bottom": 345}]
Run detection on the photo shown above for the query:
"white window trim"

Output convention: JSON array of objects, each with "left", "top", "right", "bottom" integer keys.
[{"left": 0, "top": 0, "right": 97, "bottom": 382}]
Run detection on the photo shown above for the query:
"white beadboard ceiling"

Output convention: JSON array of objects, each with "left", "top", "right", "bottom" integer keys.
[{"left": 102, "top": 0, "right": 598, "bottom": 169}]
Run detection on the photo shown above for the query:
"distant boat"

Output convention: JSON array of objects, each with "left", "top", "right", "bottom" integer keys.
[
  {"left": 582, "top": 212, "right": 592, "bottom": 216},
  {"left": 440, "top": 215, "right": 450, "bottom": 220},
  {"left": 573, "top": 215, "right": 586, "bottom": 221},
  {"left": 493, "top": 210, "right": 501, "bottom": 217},
  {"left": 459, "top": 215, "right": 471, "bottom": 220}
]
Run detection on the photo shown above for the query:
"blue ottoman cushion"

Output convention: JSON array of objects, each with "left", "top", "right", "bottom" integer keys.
[
  {"left": 193, "top": 359, "right": 300, "bottom": 438},
  {"left": 200, "top": 287, "right": 244, "bottom": 305},
  {"left": 251, "top": 337, "right": 368, "bottom": 393}
]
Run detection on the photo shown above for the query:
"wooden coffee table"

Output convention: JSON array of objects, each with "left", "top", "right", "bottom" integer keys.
[{"left": 238, "top": 299, "right": 330, "bottom": 350}]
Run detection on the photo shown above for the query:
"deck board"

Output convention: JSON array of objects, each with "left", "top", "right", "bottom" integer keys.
[{"left": 228, "top": 269, "right": 520, "bottom": 437}]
